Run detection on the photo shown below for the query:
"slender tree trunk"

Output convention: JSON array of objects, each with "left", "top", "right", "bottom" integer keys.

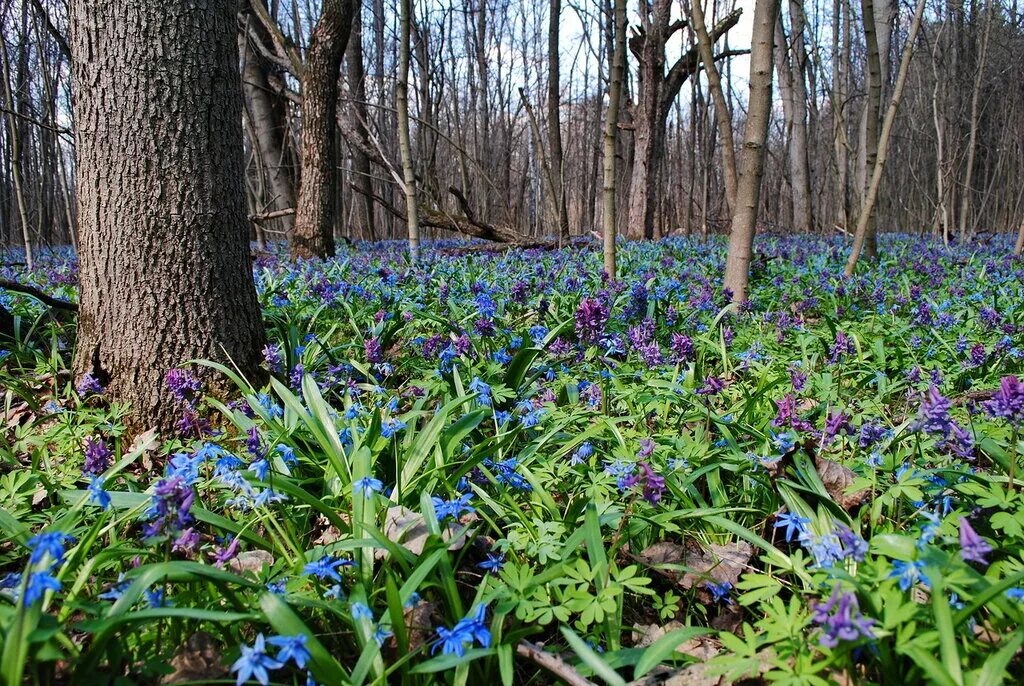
[
  {"left": 291, "top": 0, "right": 357, "bottom": 260},
  {"left": 844, "top": 0, "right": 927, "bottom": 275},
  {"left": 548, "top": 0, "right": 570, "bottom": 242},
  {"left": 857, "top": 0, "right": 883, "bottom": 259},
  {"left": 397, "top": 0, "right": 419, "bottom": 262},
  {"left": 723, "top": 0, "right": 779, "bottom": 303},
  {"left": 691, "top": 0, "right": 738, "bottom": 214},
  {"left": 603, "top": 0, "right": 627, "bottom": 277},
  {"left": 784, "top": 0, "right": 814, "bottom": 232},
  {"left": 241, "top": 2, "right": 297, "bottom": 236},
  {"left": 0, "top": 43, "right": 32, "bottom": 269},
  {"left": 958, "top": 0, "right": 993, "bottom": 240},
  {"left": 347, "top": 4, "right": 375, "bottom": 240},
  {"left": 1015, "top": 216, "right": 1024, "bottom": 255},
  {"left": 70, "top": 0, "right": 265, "bottom": 432}
]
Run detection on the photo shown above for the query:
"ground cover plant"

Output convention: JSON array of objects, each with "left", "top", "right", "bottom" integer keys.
[{"left": 1, "top": 234, "right": 1024, "bottom": 685}]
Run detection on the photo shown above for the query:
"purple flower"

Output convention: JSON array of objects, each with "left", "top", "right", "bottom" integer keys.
[
  {"left": 365, "top": 337, "right": 384, "bottom": 363},
  {"left": 811, "top": 587, "right": 876, "bottom": 648},
  {"left": 213, "top": 537, "right": 241, "bottom": 568},
  {"left": 83, "top": 437, "right": 112, "bottom": 475},
  {"left": 823, "top": 411, "right": 852, "bottom": 445},
  {"left": 958, "top": 517, "right": 992, "bottom": 565},
  {"left": 913, "top": 386, "right": 954, "bottom": 435},
  {"left": 670, "top": 333, "right": 694, "bottom": 362},
  {"left": 165, "top": 368, "right": 202, "bottom": 405},
  {"left": 574, "top": 298, "right": 610, "bottom": 345},
  {"left": 984, "top": 376, "right": 1024, "bottom": 425},
  {"left": 697, "top": 376, "right": 726, "bottom": 396},
  {"left": 76, "top": 374, "right": 104, "bottom": 396},
  {"left": 143, "top": 477, "right": 194, "bottom": 538}
]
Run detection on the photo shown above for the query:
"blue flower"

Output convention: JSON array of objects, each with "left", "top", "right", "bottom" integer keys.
[
  {"left": 478, "top": 553, "right": 505, "bottom": 573},
  {"left": 230, "top": 634, "right": 283, "bottom": 686},
  {"left": 88, "top": 476, "right": 111, "bottom": 510},
  {"left": 267, "top": 634, "right": 311, "bottom": 669},
  {"left": 705, "top": 581, "right": 733, "bottom": 605},
  {"left": 774, "top": 512, "right": 810, "bottom": 542},
  {"left": 303, "top": 557, "right": 355, "bottom": 582},
  {"left": 432, "top": 493, "right": 475, "bottom": 521},
  {"left": 373, "top": 625, "right": 394, "bottom": 646},
  {"left": 26, "top": 531, "right": 74, "bottom": 567},
  {"left": 889, "top": 560, "right": 929, "bottom": 591},
  {"left": 382, "top": 419, "right": 407, "bottom": 439},
  {"left": 433, "top": 605, "right": 490, "bottom": 656},
  {"left": 353, "top": 477, "right": 384, "bottom": 497},
  {"left": 23, "top": 571, "right": 61, "bottom": 605},
  {"left": 350, "top": 602, "right": 374, "bottom": 621}
]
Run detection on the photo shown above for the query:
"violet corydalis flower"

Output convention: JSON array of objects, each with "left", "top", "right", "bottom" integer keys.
[
  {"left": 811, "top": 587, "right": 876, "bottom": 648},
  {"left": 958, "top": 516, "right": 992, "bottom": 565},
  {"left": 82, "top": 437, "right": 112, "bottom": 476},
  {"left": 574, "top": 297, "right": 609, "bottom": 345},
  {"left": 984, "top": 376, "right": 1024, "bottom": 426}
]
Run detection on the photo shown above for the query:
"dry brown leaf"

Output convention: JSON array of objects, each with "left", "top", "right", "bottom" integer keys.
[
  {"left": 815, "top": 457, "right": 870, "bottom": 509},
  {"left": 632, "top": 621, "right": 686, "bottom": 648},
  {"left": 228, "top": 550, "right": 274, "bottom": 575},
  {"left": 400, "top": 599, "right": 437, "bottom": 651},
  {"left": 635, "top": 541, "right": 753, "bottom": 589},
  {"left": 376, "top": 506, "right": 473, "bottom": 558},
  {"left": 161, "top": 632, "right": 225, "bottom": 684}
]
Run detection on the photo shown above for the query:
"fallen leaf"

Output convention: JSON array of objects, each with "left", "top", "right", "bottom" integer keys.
[
  {"left": 229, "top": 550, "right": 274, "bottom": 575},
  {"left": 161, "top": 632, "right": 225, "bottom": 684},
  {"left": 377, "top": 506, "right": 473, "bottom": 558},
  {"left": 815, "top": 457, "right": 870, "bottom": 509}
]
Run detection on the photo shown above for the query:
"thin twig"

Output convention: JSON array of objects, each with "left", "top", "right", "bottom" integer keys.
[{"left": 516, "top": 641, "right": 597, "bottom": 686}]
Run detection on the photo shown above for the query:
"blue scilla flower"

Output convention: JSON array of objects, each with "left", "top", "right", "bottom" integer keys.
[
  {"left": 433, "top": 605, "right": 490, "bottom": 657},
  {"left": 432, "top": 493, "right": 475, "bottom": 521},
  {"left": 774, "top": 512, "right": 810, "bottom": 542},
  {"left": 88, "top": 476, "right": 111, "bottom": 510},
  {"left": 353, "top": 477, "right": 384, "bottom": 497},
  {"left": 889, "top": 560, "right": 929, "bottom": 591},
  {"left": 381, "top": 419, "right": 407, "bottom": 439},
  {"left": 26, "top": 531, "right": 74, "bottom": 567},
  {"left": 267, "top": 634, "right": 311, "bottom": 669},
  {"left": 231, "top": 634, "right": 283, "bottom": 686},
  {"left": 23, "top": 571, "right": 61, "bottom": 605},
  {"left": 351, "top": 602, "right": 374, "bottom": 621},
  {"left": 303, "top": 557, "right": 355, "bottom": 582}
]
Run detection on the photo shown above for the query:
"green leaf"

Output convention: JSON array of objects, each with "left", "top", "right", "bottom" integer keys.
[
  {"left": 633, "top": 627, "right": 712, "bottom": 679},
  {"left": 561, "top": 626, "right": 626, "bottom": 686}
]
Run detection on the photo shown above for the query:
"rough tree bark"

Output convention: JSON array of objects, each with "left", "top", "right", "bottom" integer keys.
[
  {"left": 604, "top": 0, "right": 627, "bottom": 277},
  {"left": 723, "top": 0, "right": 779, "bottom": 303},
  {"left": 241, "top": 1, "right": 296, "bottom": 236},
  {"left": 347, "top": 4, "right": 376, "bottom": 240},
  {"left": 291, "top": 0, "right": 357, "bottom": 260},
  {"left": 775, "top": 0, "right": 814, "bottom": 233},
  {"left": 69, "top": 0, "right": 265, "bottom": 432},
  {"left": 626, "top": 5, "right": 743, "bottom": 239}
]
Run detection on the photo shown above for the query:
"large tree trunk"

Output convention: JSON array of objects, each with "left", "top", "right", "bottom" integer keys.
[
  {"left": 70, "top": 0, "right": 265, "bottom": 432},
  {"left": 241, "top": 2, "right": 296, "bottom": 236},
  {"left": 857, "top": 0, "right": 883, "bottom": 259},
  {"left": 781, "top": 0, "right": 814, "bottom": 233},
  {"left": 723, "top": 0, "right": 779, "bottom": 303},
  {"left": 291, "top": 0, "right": 357, "bottom": 260}
]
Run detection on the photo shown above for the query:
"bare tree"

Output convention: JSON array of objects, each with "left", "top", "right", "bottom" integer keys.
[
  {"left": 69, "top": 0, "right": 265, "bottom": 431},
  {"left": 723, "top": 0, "right": 779, "bottom": 302},
  {"left": 291, "top": 0, "right": 358, "bottom": 260},
  {"left": 845, "top": 0, "right": 927, "bottom": 274},
  {"left": 604, "top": 0, "right": 627, "bottom": 277},
  {"left": 397, "top": 0, "right": 420, "bottom": 261},
  {"left": 548, "top": 0, "right": 570, "bottom": 242},
  {"left": 690, "top": 0, "right": 738, "bottom": 214}
]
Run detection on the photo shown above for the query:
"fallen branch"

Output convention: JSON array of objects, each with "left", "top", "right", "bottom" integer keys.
[
  {"left": 516, "top": 641, "right": 596, "bottom": 686},
  {"left": 349, "top": 183, "right": 553, "bottom": 248},
  {"left": 0, "top": 280, "right": 77, "bottom": 313},
  {"left": 249, "top": 207, "right": 296, "bottom": 222}
]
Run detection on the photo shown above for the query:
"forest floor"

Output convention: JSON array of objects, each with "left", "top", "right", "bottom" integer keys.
[{"left": 1, "top": 234, "right": 1023, "bottom": 685}]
